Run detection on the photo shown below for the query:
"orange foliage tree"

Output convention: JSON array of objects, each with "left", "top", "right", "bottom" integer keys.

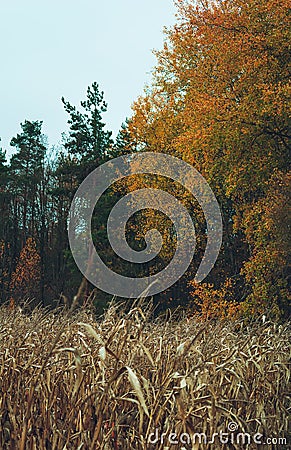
[
  {"left": 125, "top": 0, "right": 290, "bottom": 318},
  {"left": 189, "top": 279, "right": 241, "bottom": 321},
  {"left": 9, "top": 237, "right": 41, "bottom": 304}
]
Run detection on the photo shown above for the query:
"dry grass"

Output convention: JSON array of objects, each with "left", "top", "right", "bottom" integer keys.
[{"left": 0, "top": 300, "right": 290, "bottom": 449}]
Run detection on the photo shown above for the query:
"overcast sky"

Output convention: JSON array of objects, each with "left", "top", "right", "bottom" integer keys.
[{"left": 0, "top": 0, "right": 176, "bottom": 156}]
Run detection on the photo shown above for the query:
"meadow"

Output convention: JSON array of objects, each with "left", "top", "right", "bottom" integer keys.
[{"left": 0, "top": 300, "right": 290, "bottom": 449}]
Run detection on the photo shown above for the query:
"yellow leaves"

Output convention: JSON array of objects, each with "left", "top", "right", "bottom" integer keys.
[
  {"left": 238, "top": 170, "right": 291, "bottom": 316},
  {"left": 189, "top": 279, "right": 241, "bottom": 321},
  {"left": 126, "top": 0, "right": 290, "bottom": 318}
]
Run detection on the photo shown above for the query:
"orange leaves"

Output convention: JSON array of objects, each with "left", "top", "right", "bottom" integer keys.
[
  {"left": 126, "top": 0, "right": 290, "bottom": 318},
  {"left": 10, "top": 238, "right": 41, "bottom": 303},
  {"left": 189, "top": 279, "right": 241, "bottom": 320},
  {"left": 9, "top": 297, "right": 15, "bottom": 310},
  {"left": 239, "top": 171, "right": 291, "bottom": 317}
]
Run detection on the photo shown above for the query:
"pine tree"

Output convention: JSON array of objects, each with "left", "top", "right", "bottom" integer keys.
[
  {"left": 9, "top": 120, "right": 46, "bottom": 241},
  {"left": 61, "top": 82, "right": 113, "bottom": 179},
  {"left": 0, "top": 144, "right": 11, "bottom": 303}
]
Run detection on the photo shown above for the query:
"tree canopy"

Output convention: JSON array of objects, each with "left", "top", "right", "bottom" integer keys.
[{"left": 0, "top": 1, "right": 290, "bottom": 318}]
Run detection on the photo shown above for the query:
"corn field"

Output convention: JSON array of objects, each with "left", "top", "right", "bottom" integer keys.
[{"left": 0, "top": 301, "right": 290, "bottom": 449}]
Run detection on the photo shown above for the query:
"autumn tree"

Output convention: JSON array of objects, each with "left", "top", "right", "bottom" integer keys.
[
  {"left": 126, "top": 0, "right": 290, "bottom": 317},
  {"left": 9, "top": 237, "right": 41, "bottom": 304}
]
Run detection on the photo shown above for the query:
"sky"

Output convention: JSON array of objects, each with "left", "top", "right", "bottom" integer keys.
[{"left": 0, "top": 0, "right": 176, "bottom": 157}]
